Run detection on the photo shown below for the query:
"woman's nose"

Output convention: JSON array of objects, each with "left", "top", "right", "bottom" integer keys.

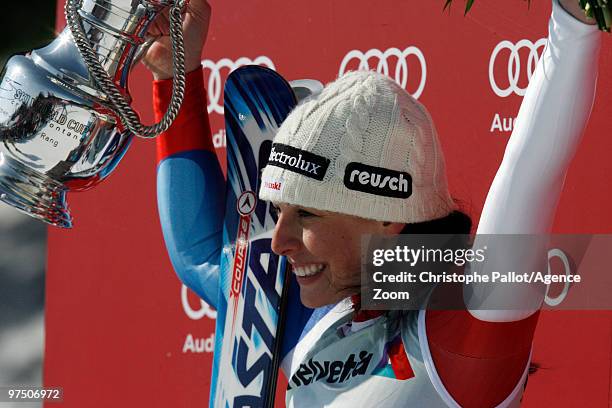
[{"left": 271, "top": 213, "right": 301, "bottom": 256}]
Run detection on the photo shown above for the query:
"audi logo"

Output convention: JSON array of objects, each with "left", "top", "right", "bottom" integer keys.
[
  {"left": 489, "top": 38, "right": 547, "bottom": 97},
  {"left": 181, "top": 284, "right": 217, "bottom": 320},
  {"left": 544, "top": 248, "right": 571, "bottom": 307},
  {"left": 202, "top": 56, "right": 276, "bottom": 115},
  {"left": 338, "top": 46, "right": 427, "bottom": 99}
]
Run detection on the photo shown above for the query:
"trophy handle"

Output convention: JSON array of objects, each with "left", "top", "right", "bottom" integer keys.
[{"left": 65, "top": 0, "right": 187, "bottom": 138}]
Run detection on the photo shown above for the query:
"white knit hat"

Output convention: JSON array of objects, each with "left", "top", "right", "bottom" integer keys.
[{"left": 259, "top": 70, "right": 455, "bottom": 223}]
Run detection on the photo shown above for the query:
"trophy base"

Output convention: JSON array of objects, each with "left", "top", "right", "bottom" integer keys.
[{"left": 0, "top": 152, "right": 72, "bottom": 228}]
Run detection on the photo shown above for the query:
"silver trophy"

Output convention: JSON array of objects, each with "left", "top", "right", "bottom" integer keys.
[{"left": 0, "top": 0, "right": 187, "bottom": 228}]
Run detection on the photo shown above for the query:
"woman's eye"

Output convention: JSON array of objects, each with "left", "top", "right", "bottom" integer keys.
[{"left": 270, "top": 205, "right": 317, "bottom": 219}]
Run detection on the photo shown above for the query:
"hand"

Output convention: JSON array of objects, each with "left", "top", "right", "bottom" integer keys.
[
  {"left": 558, "top": 0, "right": 597, "bottom": 25},
  {"left": 142, "top": 0, "right": 211, "bottom": 80}
]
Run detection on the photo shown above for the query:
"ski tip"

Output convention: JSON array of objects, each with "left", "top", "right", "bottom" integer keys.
[{"left": 289, "top": 79, "right": 324, "bottom": 104}]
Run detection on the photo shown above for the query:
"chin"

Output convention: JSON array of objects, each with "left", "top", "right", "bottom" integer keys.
[
  {"left": 299, "top": 292, "right": 331, "bottom": 309},
  {"left": 299, "top": 289, "right": 347, "bottom": 309},
  {"left": 299, "top": 296, "right": 323, "bottom": 309}
]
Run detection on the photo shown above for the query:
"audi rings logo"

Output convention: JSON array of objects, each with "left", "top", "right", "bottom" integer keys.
[
  {"left": 544, "top": 249, "right": 572, "bottom": 307},
  {"left": 489, "top": 38, "right": 547, "bottom": 97},
  {"left": 339, "top": 47, "right": 427, "bottom": 99},
  {"left": 181, "top": 285, "right": 217, "bottom": 320},
  {"left": 202, "top": 56, "right": 276, "bottom": 115}
]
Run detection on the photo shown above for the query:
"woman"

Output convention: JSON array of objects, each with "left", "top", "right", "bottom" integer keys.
[{"left": 145, "top": 1, "right": 602, "bottom": 406}]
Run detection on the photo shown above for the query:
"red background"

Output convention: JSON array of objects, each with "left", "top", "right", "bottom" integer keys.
[{"left": 45, "top": 1, "right": 612, "bottom": 407}]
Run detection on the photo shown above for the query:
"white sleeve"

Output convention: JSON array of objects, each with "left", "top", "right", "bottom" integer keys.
[{"left": 466, "top": 0, "right": 601, "bottom": 322}]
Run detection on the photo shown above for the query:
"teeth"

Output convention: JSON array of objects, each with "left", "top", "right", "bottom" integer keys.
[{"left": 293, "top": 264, "right": 325, "bottom": 277}]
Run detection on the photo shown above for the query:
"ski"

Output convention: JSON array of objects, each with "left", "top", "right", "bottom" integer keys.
[{"left": 210, "top": 65, "right": 296, "bottom": 408}]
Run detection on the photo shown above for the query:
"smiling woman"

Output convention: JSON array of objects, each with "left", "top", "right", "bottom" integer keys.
[
  {"left": 148, "top": 0, "right": 604, "bottom": 406},
  {"left": 269, "top": 202, "right": 472, "bottom": 309},
  {"left": 270, "top": 202, "right": 406, "bottom": 308},
  {"left": 258, "top": 69, "right": 466, "bottom": 314}
]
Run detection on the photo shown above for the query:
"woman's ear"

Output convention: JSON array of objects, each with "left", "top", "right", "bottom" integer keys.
[{"left": 381, "top": 221, "right": 405, "bottom": 235}]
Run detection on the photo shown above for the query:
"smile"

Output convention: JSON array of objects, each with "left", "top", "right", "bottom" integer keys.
[{"left": 292, "top": 263, "right": 325, "bottom": 277}]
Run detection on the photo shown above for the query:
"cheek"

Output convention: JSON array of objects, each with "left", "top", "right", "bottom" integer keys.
[
  {"left": 301, "top": 229, "right": 330, "bottom": 257},
  {"left": 303, "top": 227, "right": 362, "bottom": 274}
]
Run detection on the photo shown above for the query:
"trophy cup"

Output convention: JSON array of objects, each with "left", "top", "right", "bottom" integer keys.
[{"left": 0, "top": 0, "right": 187, "bottom": 228}]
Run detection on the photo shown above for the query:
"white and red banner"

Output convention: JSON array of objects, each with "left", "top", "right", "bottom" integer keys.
[{"left": 45, "top": 1, "right": 612, "bottom": 407}]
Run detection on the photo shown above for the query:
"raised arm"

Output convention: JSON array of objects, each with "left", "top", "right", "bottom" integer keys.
[
  {"left": 425, "top": 3, "right": 602, "bottom": 406},
  {"left": 467, "top": 0, "right": 601, "bottom": 320},
  {"left": 145, "top": 0, "right": 224, "bottom": 308},
  {"left": 477, "top": 0, "right": 600, "bottom": 236},
  {"left": 154, "top": 69, "right": 224, "bottom": 308}
]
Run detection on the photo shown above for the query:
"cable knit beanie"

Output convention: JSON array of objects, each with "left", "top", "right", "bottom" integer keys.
[{"left": 259, "top": 70, "right": 455, "bottom": 223}]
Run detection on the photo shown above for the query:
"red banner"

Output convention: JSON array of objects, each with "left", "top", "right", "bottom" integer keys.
[{"left": 46, "top": 1, "right": 612, "bottom": 406}]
